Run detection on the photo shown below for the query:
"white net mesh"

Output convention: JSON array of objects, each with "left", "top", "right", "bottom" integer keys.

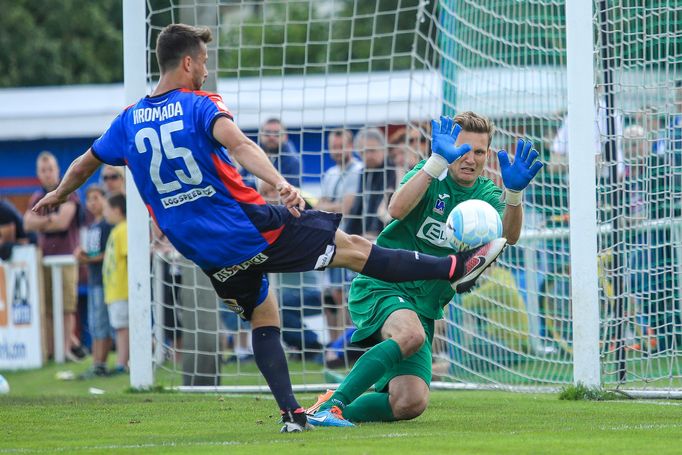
[
  {"left": 141, "top": 0, "right": 682, "bottom": 393},
  {"left": 593, "top": 0, "right": 682, "bottom": 389}
]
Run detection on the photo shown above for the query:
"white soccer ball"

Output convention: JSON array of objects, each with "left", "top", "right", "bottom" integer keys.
[
  {"left": 0, "top": 374, "right": 9, "bottom": 394},
  {"left": 445, "top": 199, "right": 503, "bottom": 251}
]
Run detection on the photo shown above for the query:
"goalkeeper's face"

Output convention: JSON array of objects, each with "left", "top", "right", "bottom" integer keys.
[{"left": 448, "top": 130, "right": 490, "bottom": 187}]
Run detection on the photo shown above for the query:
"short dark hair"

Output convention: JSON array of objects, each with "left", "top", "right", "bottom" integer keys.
[
  {"left": 108, "top": 193, "right": 126, "bottom": 218},
  {"left": 156, "top": 23, "right": 212, "bottom": 73}
]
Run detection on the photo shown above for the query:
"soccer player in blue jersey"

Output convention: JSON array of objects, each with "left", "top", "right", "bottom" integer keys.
[{"left": 33, "top": 23, "right": 506, "bottom": 433}]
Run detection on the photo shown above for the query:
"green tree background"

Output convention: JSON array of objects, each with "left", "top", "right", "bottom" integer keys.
[
  {"left": 0, "top": 0, "right": 123, "bottom": 87},
  {"left": 2, "top": 0, "right": 678, "bottom": 87}
]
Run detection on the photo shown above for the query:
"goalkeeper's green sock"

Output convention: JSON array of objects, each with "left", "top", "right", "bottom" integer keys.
[
  {"left": 322, "top": 338, "right": 402, "bottom": 411},
  {"left": 343, "top": 392, "right": 396, "bottom": 422}
]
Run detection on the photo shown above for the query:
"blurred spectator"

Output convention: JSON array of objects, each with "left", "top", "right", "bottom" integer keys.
[
  {"left": 24, "top": 151, "right": 86, "bottom": 362},
  {"left": 645, "top": 81, "right": 682, "bottom": 219},
  {"left": 317, "top": 128, "right": 362, "bottom": 217},
  {"left": 345, "top": 127, "right": 396, "bottom": 240},
  {"left": 75, "top": 185, "right": 112, "bottom": 377},
  {"left": 100, "top": 165, "right": 126, "bottom": 196},
  {"left": 0, "top": 198, "right": 29, "bottom": 260},
  {"left": 624, "top": 121, "right": 682, "bottom": 353},
  {"left": 103, "top": 193, "right": 129, "bottom": 374},
  {"left": 653, "top": 80, "right": 682, "bottom": 156},
  {"left": 388, "top": 122, "right": 431, "bottom": 182},
  {"left": 550, "top": 97, "right": 624, "bottom": 179},
  {"left": 151, "top": 223, "right": 183, "bottom": 361},
  {"left": 241, "top": 118, "right": 301, "bottom": 189},
  {"left": 317, "top": 128, "right": 362, "bottom": 340}
]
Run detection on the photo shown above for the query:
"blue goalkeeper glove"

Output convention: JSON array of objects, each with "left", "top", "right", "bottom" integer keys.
[
  {"left": 497, "top": 138, "right": 544, "bottom": 206},
  {"left": 422, "top": 116, "right": 472, "bottom": 178}
]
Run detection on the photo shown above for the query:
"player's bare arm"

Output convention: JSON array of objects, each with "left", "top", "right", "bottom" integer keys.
[
  {"left": 501, "top": 203, "right": 523, "bottom": 245},
  {"left": 212, "top": 116, "right": 305, "bottom": 216},
  {"left": 498, "top": 138, "right": 544, "bottom": 245},
  {"left": 390, "top": 116, "right": 472, "bottom": 220},
  {"left": 388, "top": 171, "right": 432, "bottom": 220},
  {"left": 32, "top": 149, "right": 102, "bottom": 213}
]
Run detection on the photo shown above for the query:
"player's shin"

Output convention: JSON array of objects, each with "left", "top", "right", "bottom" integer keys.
[
  {"left": 322, "top": 338, "right": 403, "bottom": 411},
  {"left": 343, "top": 392, "right": 396, "bottom": 422},
  {"left": 252, "top": 326, "right": 301, "bottom": 412},
  {"left": 360, "top": 244, "right": 454, "bottom": 282}
]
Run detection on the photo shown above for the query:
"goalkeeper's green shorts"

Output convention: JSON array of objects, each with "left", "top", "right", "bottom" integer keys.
[{"left": 349, "top": 294, "right": 435, "bottom": 392}]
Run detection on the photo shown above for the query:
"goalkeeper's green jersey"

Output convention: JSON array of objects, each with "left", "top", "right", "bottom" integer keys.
[{"left": 348, "top": 160, "right": 505, "bottom": 321}]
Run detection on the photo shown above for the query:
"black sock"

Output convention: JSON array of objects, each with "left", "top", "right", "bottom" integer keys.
[
  {"left": 360, "top": 244, "right": 454, "bottom": 282},
  {"left": 252, "top": 326, "right": 300, "bottom": 411}
]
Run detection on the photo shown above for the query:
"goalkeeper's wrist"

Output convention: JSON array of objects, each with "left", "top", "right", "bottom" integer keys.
[
  {"left": 503, "top": 189, "right": 523, "bottom": 206},
  {"left": 422, "top": 154, "right": 448, "bottom": 178}
]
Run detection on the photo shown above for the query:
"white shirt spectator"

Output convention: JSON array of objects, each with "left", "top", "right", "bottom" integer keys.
[
  {"left": 320, "top": 158, "right": 363, "bottom": 205},
  {"left": 551, "top": 98, "right": 624, "bottom": 178}
]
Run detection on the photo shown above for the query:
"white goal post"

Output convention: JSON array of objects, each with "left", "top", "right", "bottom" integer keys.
[{"left": 126, "top": 0, "right": 682, "bottom": 397}]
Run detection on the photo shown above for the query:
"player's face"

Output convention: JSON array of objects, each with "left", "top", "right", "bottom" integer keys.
[
  {"left": 37, "top": 158, "right": 60, "bottom": 191},
  {"left": 190, "top": 44, "right": 208, "bottom": 90},
  {"left": 448, "top": 130, "right": 490, "bottom": 187}
]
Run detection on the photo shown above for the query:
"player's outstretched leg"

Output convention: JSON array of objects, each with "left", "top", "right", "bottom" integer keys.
[{"left": 331, "top": 231, "right": 506, "bottom": 293}]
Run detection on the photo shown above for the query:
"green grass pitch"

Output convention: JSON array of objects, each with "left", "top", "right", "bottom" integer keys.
[{"left": 2, "top": 362, "right": 682, "bottom": 454}]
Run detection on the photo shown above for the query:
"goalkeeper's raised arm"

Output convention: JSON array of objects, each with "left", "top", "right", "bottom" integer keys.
[
  {"left": 497, "top": 138, "right": 544, "bottom": 244},
  {"left": 388, "top": 116, "right": 471, "bottom": 220}
]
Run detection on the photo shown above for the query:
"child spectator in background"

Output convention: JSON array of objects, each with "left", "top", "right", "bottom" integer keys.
[
  {"left": 75, "top": 185, "right": 112, "bottom": 377},
  {"left": 103, "top": 193, "right": 128, "bottom": 374}
]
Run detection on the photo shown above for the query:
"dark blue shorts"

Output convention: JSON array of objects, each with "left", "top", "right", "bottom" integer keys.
[{"left": 204, "top": 210, "right": 342, "bottom": 320}]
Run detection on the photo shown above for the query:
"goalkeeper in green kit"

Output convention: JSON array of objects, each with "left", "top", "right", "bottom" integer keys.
[{"left": 306, "top": 112, "right": 544, "bottom": 426}]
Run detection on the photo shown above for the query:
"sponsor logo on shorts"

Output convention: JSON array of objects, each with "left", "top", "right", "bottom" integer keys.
[
  {"left": 161, "top": 185, "right": 216, "bottom": 209},
  {"left": 212, "top": 253, "right": 269, "bottom": 283},
  {"left": 416, "top": 217, "right": 449, "bottom": 247},
  {"left": 314, "top": 244, "right": 336, "bottom": 270}
]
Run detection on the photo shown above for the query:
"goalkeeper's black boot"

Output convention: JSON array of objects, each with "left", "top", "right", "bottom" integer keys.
[
  {"left": 449, "top": 238, "right": 507, "bottom": 293},
  {"left": 280, "top": 408, "right": 313, "bottom": 433}
]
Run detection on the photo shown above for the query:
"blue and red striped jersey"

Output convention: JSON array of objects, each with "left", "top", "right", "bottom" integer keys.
[{"left": 91, "top": 88, "right": 287, "bottom": 269}]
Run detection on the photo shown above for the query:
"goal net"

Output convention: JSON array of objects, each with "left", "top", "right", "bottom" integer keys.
[{"left": 135, "top": 0, "right": 682, "bottom": 394}]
